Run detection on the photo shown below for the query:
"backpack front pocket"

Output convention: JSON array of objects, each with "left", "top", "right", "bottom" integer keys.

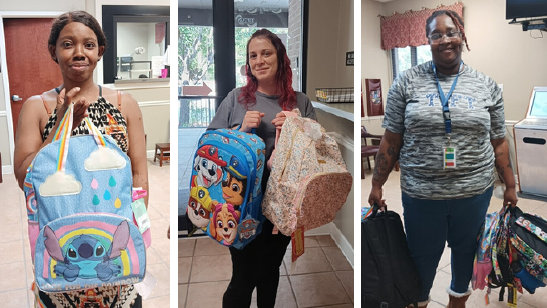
[{"left": 34, "top": 213, "right": 146, "bottom": 292}]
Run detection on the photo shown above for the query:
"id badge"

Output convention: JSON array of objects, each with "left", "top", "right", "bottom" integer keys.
[{"left": 443, "top": 147, "right": 456, "bottom": 169}]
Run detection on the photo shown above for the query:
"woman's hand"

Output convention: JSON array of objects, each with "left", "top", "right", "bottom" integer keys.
[
  {"left": 56, "top": 87, "right": 90, "bottom": 130},
  {"left": 368, "top": 186, "right": 387, "bottom": 209},
  {"left": 271, "top": 111, "right": 287, "bottom": 129},
  {"left": 240, "top": 111, "right": 265, "bottom": 132},
  {"left": 504, "top": 187, "right": 518, "bottom": 208}
]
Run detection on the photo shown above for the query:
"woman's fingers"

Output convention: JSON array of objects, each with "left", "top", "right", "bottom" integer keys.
[
  {"left": 242, "top": 111, "right": 264, "bottom": 132},
  {"left": 57, "top": 87, "right": 80, "bottom": 108},
  {"left": 71, "top": 97, "right": 90, "bottom": 130},
  {"left": 271, "top": 112, "right": 287, "bottom": 128}
]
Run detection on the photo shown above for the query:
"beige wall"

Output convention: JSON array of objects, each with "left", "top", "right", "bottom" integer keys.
[
  {"left": 108, "top": 84, "right": 170, "bottom": 151},
  {"left": 362, "top": 0, "right": 547, "bottom": 128},
  {"left": 0, "top": 1, "right": 86, "bottom": 11},
  {"left": 307, "top": 0, "right": 354, "bottom": 100},
  {"left": 307, "top": 0, "right": 355, "bottom": 248}
]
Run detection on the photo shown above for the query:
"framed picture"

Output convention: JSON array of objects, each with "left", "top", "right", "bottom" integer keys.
[{"left": 364, "top": 79, "right": 384, "bottom": 116}]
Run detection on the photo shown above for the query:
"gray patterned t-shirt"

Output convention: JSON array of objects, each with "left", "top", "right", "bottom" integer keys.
[{"left": 383, "top": 61, "right": 505, "bottom": 200}]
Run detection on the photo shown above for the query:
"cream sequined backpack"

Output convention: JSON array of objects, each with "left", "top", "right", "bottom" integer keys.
[{"left": 261, "top": 110, "right": 352, "bottom": 260}]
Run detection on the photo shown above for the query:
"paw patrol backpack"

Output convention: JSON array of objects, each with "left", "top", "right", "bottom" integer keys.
[
  {"left": 187, "top": 128, "right": 265, "bottom": 249},
  {"left": 24, "top": 105, "right": 148, "bottom": 292}
]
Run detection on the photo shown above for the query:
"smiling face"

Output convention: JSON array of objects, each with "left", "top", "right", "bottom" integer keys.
[
  {"left": 187, "top": 197, "right": 212, "bottom": 228},
  {"left": 214, "top": 205, "right": 238, "bottom": 244},
  {"left": 428, "top": 14, "right": 463, "bottom": 75},
  {"left": 222, "top": 173, "right": 245, "bottom": 206},
  {"left": 248, "top": 37, "right": 279, "bottom": 87},
  {"left": 49, "top": 22, "right": 104, "bottom": 83}
]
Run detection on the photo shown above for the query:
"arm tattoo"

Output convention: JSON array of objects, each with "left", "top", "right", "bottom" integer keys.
[
  {"left": 496, "top": 163, "right": 505, "bottom": 176},
  {"left": 372, "top": 153, "right": 390, "bottom": 185},
  {"left": 387, "top": 146, "right": 395, "bottom": 157}
]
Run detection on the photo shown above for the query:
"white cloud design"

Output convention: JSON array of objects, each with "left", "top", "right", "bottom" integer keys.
[
  {"left": 39, "top": 171, "right": 82, "bottom": 196},
  {"left": 84, "top": 147, "right": 127, "bottom": 171}
]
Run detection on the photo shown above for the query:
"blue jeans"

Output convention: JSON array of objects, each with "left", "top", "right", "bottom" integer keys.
[{"left": 402, "top": 186, "right": 493, "bottom": 301}]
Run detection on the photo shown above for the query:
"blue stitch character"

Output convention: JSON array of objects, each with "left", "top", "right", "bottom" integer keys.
[{"left": 43, "top": 220, "right": 130, "bottom": 282}]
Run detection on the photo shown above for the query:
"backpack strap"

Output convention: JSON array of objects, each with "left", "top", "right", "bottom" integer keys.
[
  {"left": 117, "top": 91, "right": 122, "bottom": 111},
  {"left": 40, "top": 95, "right": 52, "bottom": 116}
]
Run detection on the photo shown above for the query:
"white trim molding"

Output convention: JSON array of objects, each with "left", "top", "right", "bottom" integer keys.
[
  {"left": 1, "top": 165, "right": 14, "bottom": 175},
  {"left": 138, "top": 100, "right": 170, "bottom": 107},
  {"left": 306, "top": 222, "right": 354, "bottom": 268}
]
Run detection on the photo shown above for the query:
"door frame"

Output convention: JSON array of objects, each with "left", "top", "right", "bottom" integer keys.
[{"left": 0, "top": 11, "right": 63, "bottom": 175}]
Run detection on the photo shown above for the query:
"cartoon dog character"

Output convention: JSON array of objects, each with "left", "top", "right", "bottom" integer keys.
[
  {"left": 43, "top": 221, "right": 130, "bottom": 282},
  {"left": 221, "top": 155, "right": 248, "bottom": 209},
  {"left": 210, "top": 203, "right": 240, "bottom": 246},
  {"left": 187, "top": 186, "right": 217, "bottom": 229},
  {"left": 193, "top": 145, "right": 227, "bottom": 188}
]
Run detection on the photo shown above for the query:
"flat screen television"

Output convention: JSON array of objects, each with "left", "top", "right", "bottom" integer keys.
[
  {"left": 506, "top": 0, "right": 547, "bottom": 20},
  {"left": 527, "top": 87, "right": 547, "bottom": 118}
]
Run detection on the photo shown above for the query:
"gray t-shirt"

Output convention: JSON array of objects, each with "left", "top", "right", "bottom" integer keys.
[
  {"left": 383, "top": 61, "right": 505, "bottom": 200},
  {"left": 208, "top": 88, "right": 317, "bottom": 187}
]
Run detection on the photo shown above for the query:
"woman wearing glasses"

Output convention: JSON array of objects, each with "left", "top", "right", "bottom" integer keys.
[{"left": 367, "top": 10, "right": 517, "bottom": 308}]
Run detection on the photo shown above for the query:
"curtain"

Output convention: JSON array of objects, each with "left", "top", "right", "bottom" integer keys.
[{"left": 379, "top": 2, "right": 464, "bottom": 50}]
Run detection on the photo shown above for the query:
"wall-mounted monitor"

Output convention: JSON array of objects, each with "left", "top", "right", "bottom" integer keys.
[
  {"left": 506, "top": 0, "right": 547, "bottom": 20},
  {"left": 527, "top": 87, "right": 547, "bottom": 118}
]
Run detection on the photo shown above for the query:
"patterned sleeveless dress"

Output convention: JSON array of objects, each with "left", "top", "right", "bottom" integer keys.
[{"left": 36, "top": 86, "right": 141, "bottom": 308}]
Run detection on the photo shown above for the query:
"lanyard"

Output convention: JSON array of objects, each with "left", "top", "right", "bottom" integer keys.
[{"left": 432, "top": 61, "right": 463, "bottom": 140}]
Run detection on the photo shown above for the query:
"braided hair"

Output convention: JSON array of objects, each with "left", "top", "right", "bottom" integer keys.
[{"left": 425, "top": 10, "right": 470, "bottom": 51}]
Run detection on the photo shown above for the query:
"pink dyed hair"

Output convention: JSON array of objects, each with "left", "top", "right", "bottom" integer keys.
[{"left": 238, "top": 29, "right": 297, "bottom": 111}]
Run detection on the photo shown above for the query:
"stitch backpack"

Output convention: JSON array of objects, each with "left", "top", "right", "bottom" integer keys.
[
  {"left": 261, "top": 111, "right": 352, "bottom": 241},
  {"left": 24, "top": 105, "right": 148, "bottom": 292},
  {"left": 186, "top": 128, "right": 266, "bottom": 249}
]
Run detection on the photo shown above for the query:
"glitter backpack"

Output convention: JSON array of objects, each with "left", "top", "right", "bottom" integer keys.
[{"left": 24, "top": 105, "right": 148, "bottom": 292}]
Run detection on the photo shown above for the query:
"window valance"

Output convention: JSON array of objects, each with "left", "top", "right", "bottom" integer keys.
[{"left": 379, "top": 2, "right": 464, "bottom": 50}]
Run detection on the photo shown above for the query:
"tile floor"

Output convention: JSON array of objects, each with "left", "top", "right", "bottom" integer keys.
[
  {"left": 178, "top": 235, "right": 354, "bottom": 308},
  {"left": 0, "top": 159, "right": 170, "bottom": 308},
  {"left": 361, "top": 168, "right": 547, "bottom": 308}
]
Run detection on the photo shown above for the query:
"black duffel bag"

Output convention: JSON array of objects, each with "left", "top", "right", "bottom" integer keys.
[{"left": 362, "top": 204, "right": 422, "bottom": 308}]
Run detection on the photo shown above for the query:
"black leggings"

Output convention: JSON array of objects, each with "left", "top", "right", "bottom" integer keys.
[{"left": 222, "top": 219, "right": 291, "bottom": 308}]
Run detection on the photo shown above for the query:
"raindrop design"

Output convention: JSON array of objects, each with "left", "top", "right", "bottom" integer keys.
[
  {"left": 93, "top": 195, "right": 100, "bottom": 205},
  {"left": 109, "top": 176, "right": 116, "bottom": 187},
  {"left": 114, "top": 198, "right": 122, "bottom": 208},
  {"left": 91, "top": 179, "right": 99, "bottom": 190},
  {"left": 104, "top": 190, "right": 111, "bottom": 201}
]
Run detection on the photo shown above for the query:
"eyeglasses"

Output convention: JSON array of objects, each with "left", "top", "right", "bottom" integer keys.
[{"left": 429, "top": 31, "right": 461, "bottom": 42}]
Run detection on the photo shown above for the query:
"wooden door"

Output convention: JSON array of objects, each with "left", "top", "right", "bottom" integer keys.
[{"left": 3, "top": 18, "right": 62, "bottom": 138}]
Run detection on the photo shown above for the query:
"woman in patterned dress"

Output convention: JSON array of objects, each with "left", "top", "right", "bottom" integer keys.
[{"left": 13, "top": 11, "right": 148, "bottom": 308}]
